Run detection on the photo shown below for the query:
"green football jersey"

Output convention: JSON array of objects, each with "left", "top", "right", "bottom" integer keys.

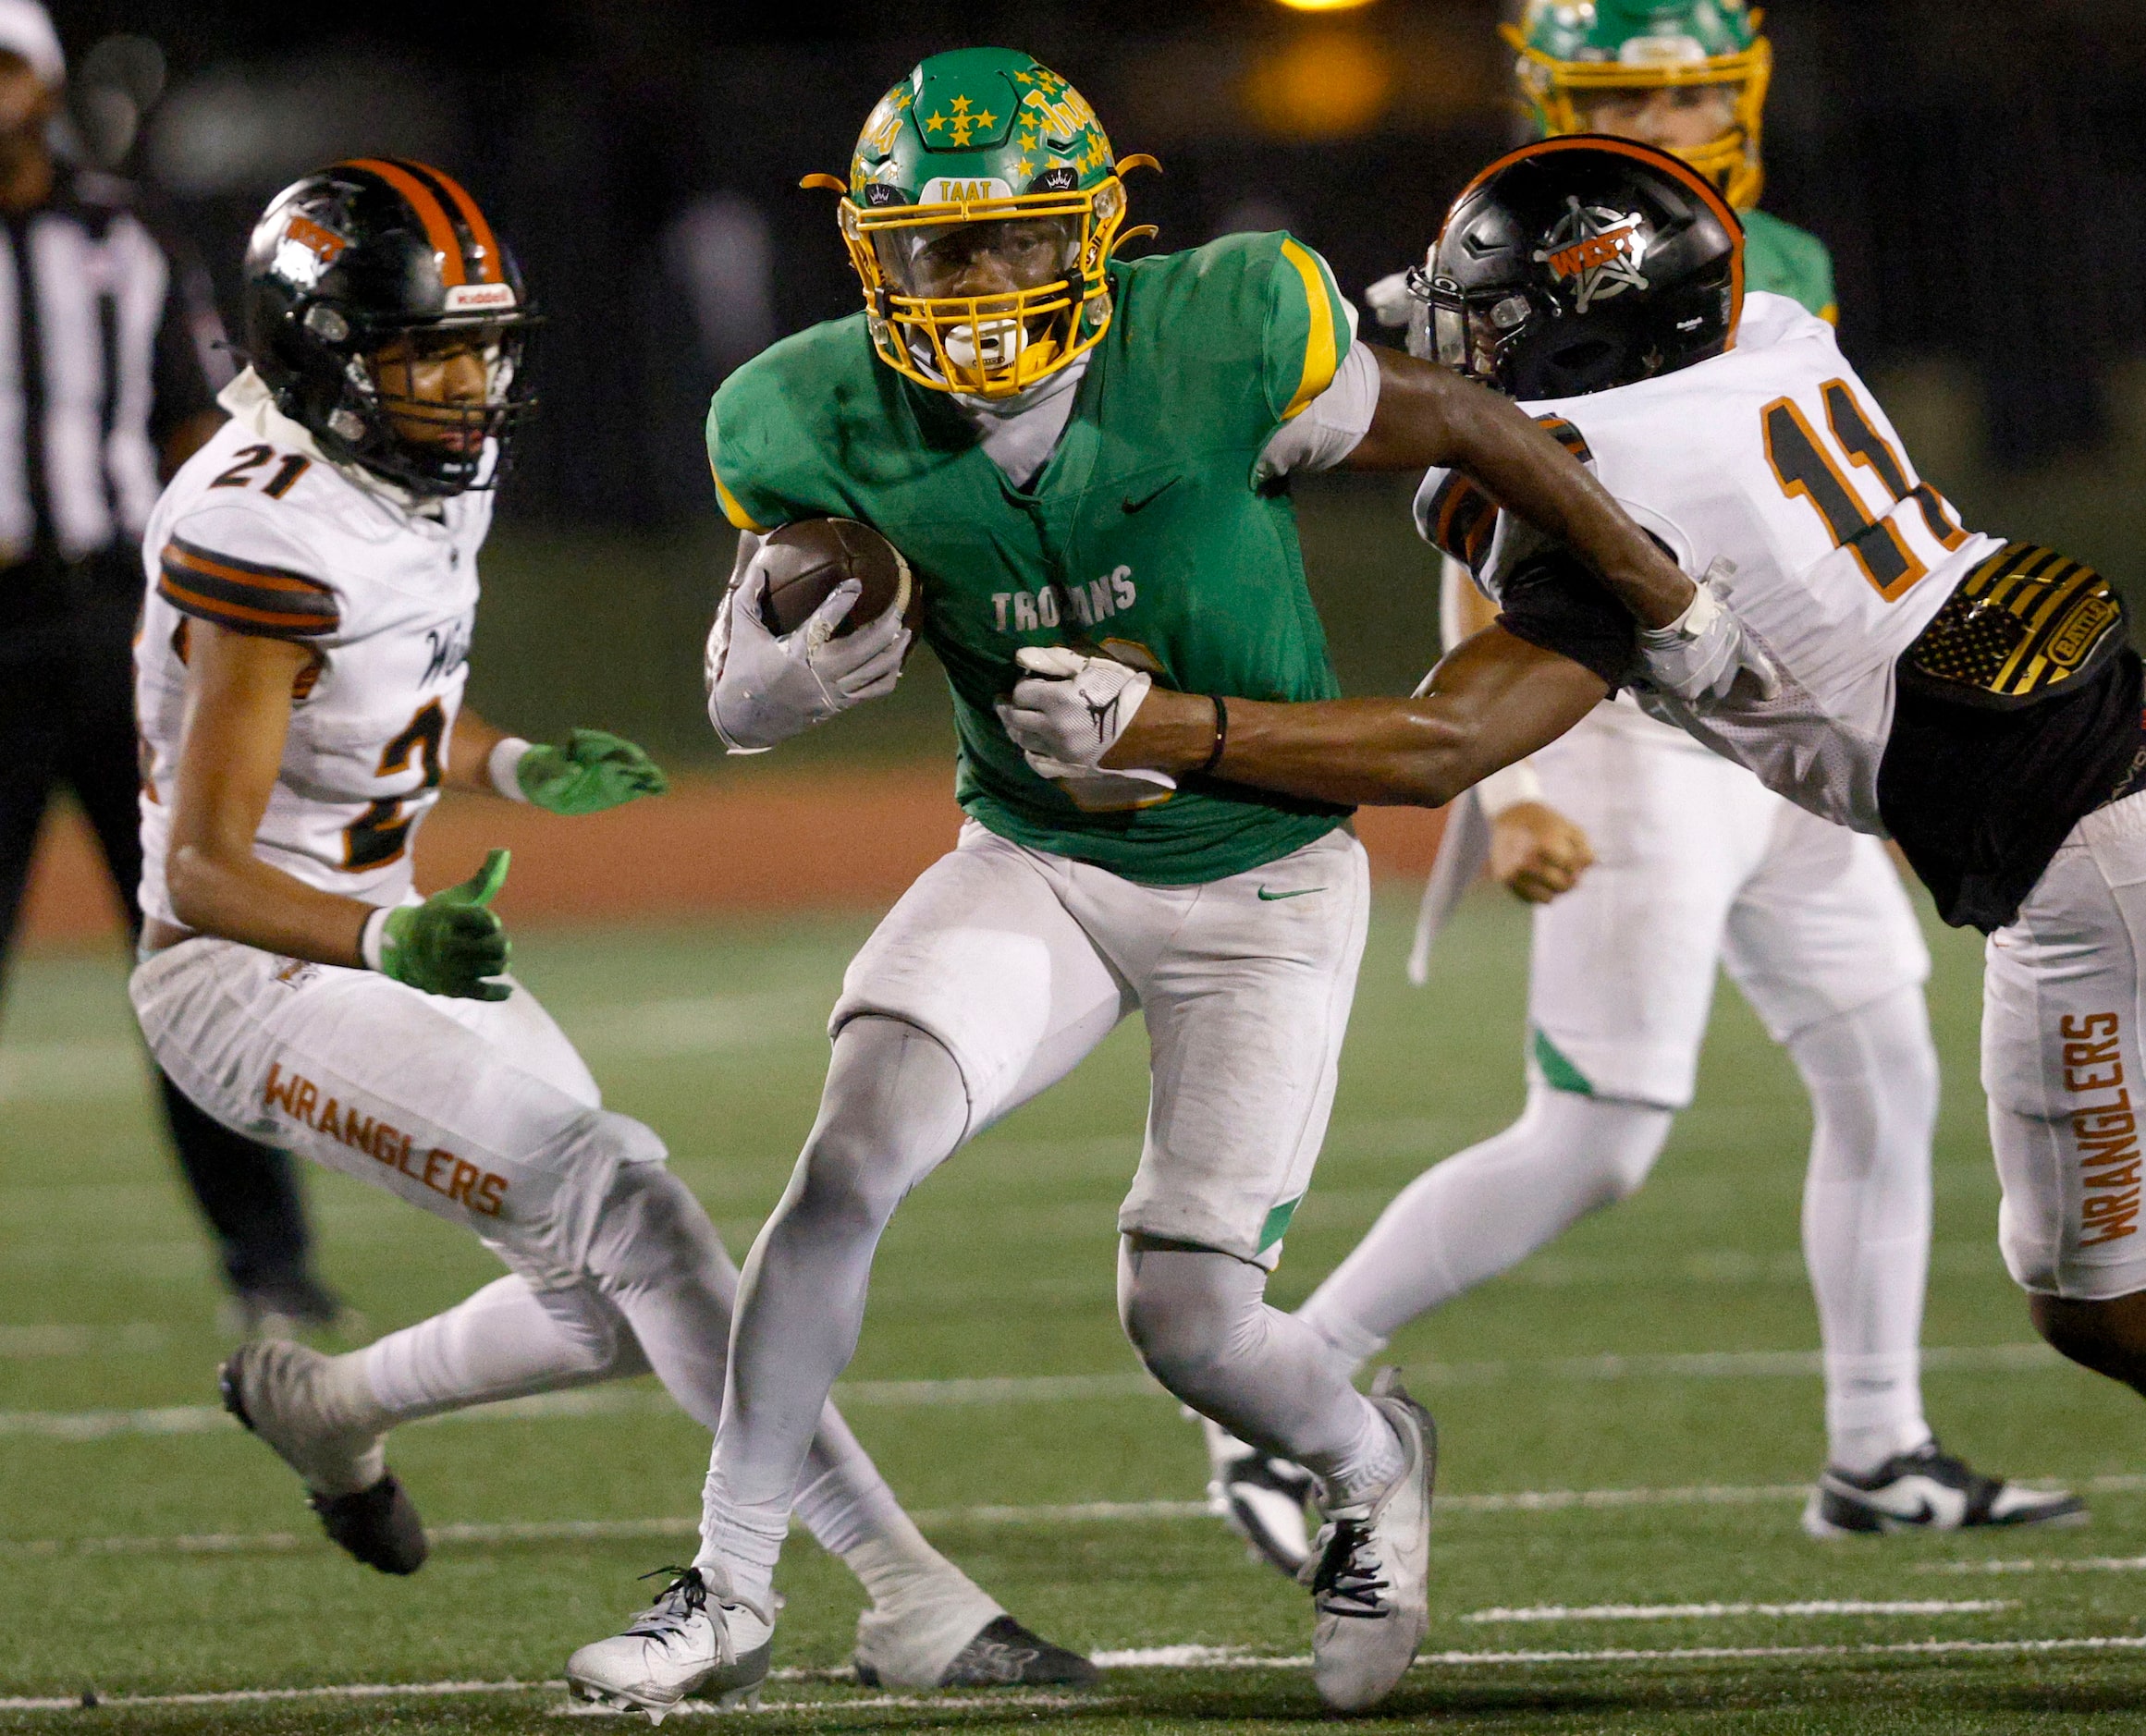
[
  {"left": 709, "top": 231, "right": 1356, "bottom": 886},
  {"left": 1743, "top": 208, "right": 1837, "bottom": 324}
]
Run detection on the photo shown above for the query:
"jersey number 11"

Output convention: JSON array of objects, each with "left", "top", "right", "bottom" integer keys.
[{"left": 1762, "top": 377, "right": 1967, "bottom": 602}]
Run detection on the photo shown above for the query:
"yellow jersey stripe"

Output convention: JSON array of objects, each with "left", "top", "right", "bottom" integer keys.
[
  {"left": 1278, "top": 238, "right": 1341, "bottom": 422},
  {"left": 709, "top": 459, "right": 767, "bottom": 533}
]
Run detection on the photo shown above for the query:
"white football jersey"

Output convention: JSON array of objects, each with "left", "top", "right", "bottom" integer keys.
[
  {"left": 136, "top": 372, "right": 490, "bottom": 928},
  {"left": 1416, "top": 292, "right": 2006, "bottom": 835}
]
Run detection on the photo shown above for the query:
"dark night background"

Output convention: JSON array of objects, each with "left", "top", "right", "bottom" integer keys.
[{"left": 46, "top": 1, "right": 2146, "bottom": 521}]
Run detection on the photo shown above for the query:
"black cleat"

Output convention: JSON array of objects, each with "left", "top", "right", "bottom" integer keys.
[
  {"left": 1804, "top": 1441, "right": 2088, "bottom": 1537},
  {"left": 219, "top": 1342, "right": 425, "bottom": 1574},
  {"left": 310, "top": 1474, "right": 429, "bottom": 1575},
  {"left": 856, "top": 1615, "right": 1099, "bottom": 1690}
]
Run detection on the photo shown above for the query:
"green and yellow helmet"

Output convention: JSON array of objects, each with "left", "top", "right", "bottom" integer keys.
[
  {"left": 1505, "top": 2, "right": 1772, "bottom": 211},
  {"left": 804, "top": 47, "right": 1152, "bottom": 398}
]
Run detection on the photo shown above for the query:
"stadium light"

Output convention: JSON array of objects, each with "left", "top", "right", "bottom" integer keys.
[
  {"left": 1243, "top": 30, "right": 1393, "bottom": 138},
  {"left": 1272, "top": 0, "right": 1380, "bottom": 11}
]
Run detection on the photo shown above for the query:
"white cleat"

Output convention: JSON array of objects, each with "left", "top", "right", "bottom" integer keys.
[
  {"left": 567, "top": 1567, "right": 772, "bottom": 1723},
  {"left": 1301, "top": 1370, "right": 1435, "bottom": 1712},
  {"left": 1191, "top": 1407, "right": 1317, "bottom": 1577}
]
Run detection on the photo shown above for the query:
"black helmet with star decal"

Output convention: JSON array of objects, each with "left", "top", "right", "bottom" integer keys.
[{"left": 1405, "top": 135, "right": 1743, "bottom": 400}]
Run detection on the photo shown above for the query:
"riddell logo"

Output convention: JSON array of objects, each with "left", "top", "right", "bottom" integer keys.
[
  {"left": 443, "top": 282, "right": 516, "bottom": 312},
  {"left": 1534, "top": 198, "right": 1649, "bottom": 312}
]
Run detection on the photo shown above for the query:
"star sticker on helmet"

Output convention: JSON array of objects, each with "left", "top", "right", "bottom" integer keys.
[{"left": 924, "top": 111, "right": 948, "bottom": 132}]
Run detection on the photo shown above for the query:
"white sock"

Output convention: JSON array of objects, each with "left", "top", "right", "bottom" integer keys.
[
  {"left": 791, "top": 1402, "right": 979, "bottom": 1607},
  {"left": 695, "top": 1018, "right": 971, "bottom": 1616},
  {"left": 1323, "top": 1400, "right": 1405, "bottom": 1509},
  {"left": 1788, "top": 987, "right": 1938, "bottom": 1474},
  {"left": 363, "top": 1274, "right": 638, "bottom": 1423},
  {"left": 1296, "top": 1086, "right": 1674, "bottom": 1364}
]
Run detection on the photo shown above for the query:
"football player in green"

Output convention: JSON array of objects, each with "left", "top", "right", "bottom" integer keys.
[
  {"left": 566, "top": 46, "right": 1694, "bottom": 1718},
  {"left": 1198, "top": 0, "right": 2075, "bottom": 1573}
]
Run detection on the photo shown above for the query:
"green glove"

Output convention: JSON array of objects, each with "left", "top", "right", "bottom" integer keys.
[
  {"left": 516, "top": 728, "right": 668, "bottom": 815},
  {"left": 378, "top": 850, "right": 513, "bottom": 1001}
]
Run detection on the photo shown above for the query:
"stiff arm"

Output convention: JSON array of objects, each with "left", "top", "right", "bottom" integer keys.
[
  {"left": 1107, "top": 623, "right": 1611, "bottom": 810},
  {"left": 1349, "top": 346, "right": 1693, "bottom": 630}
]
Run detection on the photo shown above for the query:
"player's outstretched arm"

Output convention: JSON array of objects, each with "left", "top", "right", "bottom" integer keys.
[
  {"left": 168, "top": 623, "right": 512, "bottom": 998},
  {"left": 1346, "top": 345, "right": 1694, "bottom": 630},
  {"left": 449, "top": 705, "right": 668, "bottom": 813},
  {"left": 1001, "top": 629, "right": 1607, "bottom": 811}
]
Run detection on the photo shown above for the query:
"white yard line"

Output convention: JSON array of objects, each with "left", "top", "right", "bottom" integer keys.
[
  {"left": 0, "top": 1322, "right": 166, "bottom": 1358},
  {"left": 7, "top": 1474, "right": 2128, "bottom": 1559},
  {"left": 1920, "top": 1554, "right": 2146, "bottom": 1576},
  {"left": 10, "top": 1634, "right": 2146, "bottom": 1713},
  {"left": 1461, "top": 1599, "right": 2015, "bottom": 1623},
  {"left": 0, "top": 1343, "right": 2082, "bottom": 1439}
]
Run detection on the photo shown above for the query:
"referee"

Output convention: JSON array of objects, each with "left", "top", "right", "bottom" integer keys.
[{"left": 0, "top": 4, "right": 341, "bottom": 1333}]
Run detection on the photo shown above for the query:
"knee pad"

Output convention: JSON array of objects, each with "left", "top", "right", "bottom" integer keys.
[{"left": 1117, "top": 1239, "right": 1265, "bottom": 1393}]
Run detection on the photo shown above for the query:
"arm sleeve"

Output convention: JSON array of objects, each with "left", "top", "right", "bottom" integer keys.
[
  {"left": 1261, "top": 235, "right": 1355, "bottom": 426},
  {"left": 155, "top": 506, "right": 338, "bottom": 640},
  {"left": 1496, "top": 548, "right": 1637, "bottom": 691},
  {"left": 1253, "top": 335, "right": 1377, "bottom": 483}
]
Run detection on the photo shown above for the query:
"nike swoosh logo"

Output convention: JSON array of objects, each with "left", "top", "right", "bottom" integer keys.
[
  {"left": 1257, "top": 885, "right": 1326, "bottom": 901},
  {"left": 1122, "top": 476, "right": 1180, "bottom": 514}
]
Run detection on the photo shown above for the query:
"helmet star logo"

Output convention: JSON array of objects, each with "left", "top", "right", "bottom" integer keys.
[
  {"left": 924, "top": 110, "right": 948, "bottom": 132},
  {"left": 1533, "top": 197, "right": 1649, "bottom": 312},
  {"left": 950, "top": 95, "right": 973, "bottom": 114}
]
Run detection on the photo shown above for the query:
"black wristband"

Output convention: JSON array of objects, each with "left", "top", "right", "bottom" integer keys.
[{"left": 1198, "top": 695, "right": 1229, "bottom": 776}]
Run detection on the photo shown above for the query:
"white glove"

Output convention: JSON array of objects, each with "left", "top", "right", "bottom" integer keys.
[
  {"left": 1362, "top": 269, "right": 1416, "bottom": 330},
  {"left": 995, "top": 645, "right": 1178, "bottom": 812},
  {"left": 1635, "top": 559, "right": 1780, "bottom": 704},
  {"left": 705, "top": 560, "right": 911, "bottom": 752}
]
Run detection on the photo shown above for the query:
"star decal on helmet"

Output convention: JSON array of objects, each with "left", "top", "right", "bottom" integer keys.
[{"left": 1533, "top": 197, "right": 1650, "bottom": 312}]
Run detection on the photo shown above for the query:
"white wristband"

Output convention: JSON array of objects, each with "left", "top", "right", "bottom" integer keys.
[
  {"left": 359, "top": 904, "right": 392, "bottom": 972},
  {"left": 1476, "top": 759, "right": 1545, "bottom": 820},
  {"left": 487, "top": 736, "right": 533, "bottom": 801}
]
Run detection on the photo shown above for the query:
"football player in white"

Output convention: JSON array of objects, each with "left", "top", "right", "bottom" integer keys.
[
  {"left": 1003, "top": 138, "right": 2132, "bottom": 1533},
  {"left": 1191, "top": 0, "right": 2074, "bottom": 1568},
  {"left": 131, "top": 157, "right": 1091, "bottom": 1699}
]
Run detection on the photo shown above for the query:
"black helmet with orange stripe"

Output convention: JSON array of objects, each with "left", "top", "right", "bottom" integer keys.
[
  {"left": 241, "top": 158, "right": 538, "bottom": 497},
  {"left": 1404, "top": 134, "right": 1742, "bottom": 400}
]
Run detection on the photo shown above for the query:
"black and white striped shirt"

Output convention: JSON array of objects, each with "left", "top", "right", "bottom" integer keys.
[{"left": 0, "top": 165, "right": 223, "bottom": 571}]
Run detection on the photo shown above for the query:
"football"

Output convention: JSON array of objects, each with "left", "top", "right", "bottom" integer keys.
[{"left": 755, "top": 518, "right": 920, "bottom": 639}]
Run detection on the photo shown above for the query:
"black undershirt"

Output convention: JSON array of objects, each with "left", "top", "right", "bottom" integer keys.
[
  {"left": 1489, "top": 553, "right": 2145, "bottom": 935},
  {"left": 1877, "top": 650, "right": 2144, "bottom": 933}
]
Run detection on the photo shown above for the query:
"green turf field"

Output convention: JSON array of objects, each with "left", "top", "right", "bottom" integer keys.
[{"left": 5, "top": 891, "right": 2146, "bottom": 1733}]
